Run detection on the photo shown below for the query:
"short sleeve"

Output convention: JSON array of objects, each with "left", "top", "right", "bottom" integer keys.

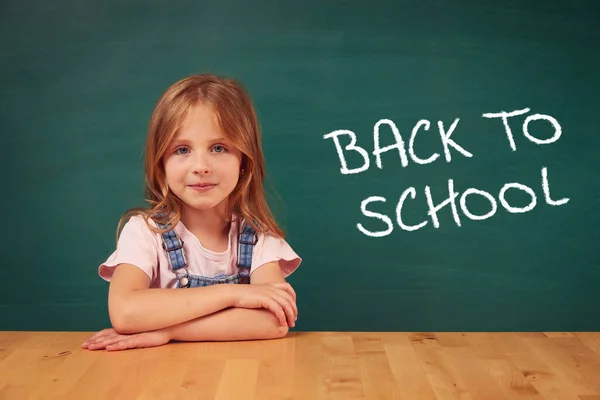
[
  {"left": 250, "top": 232, "right": 302, "bottom": 278},
  {"left": 98, "top": 216, "right": 159, "bottom": 282}
]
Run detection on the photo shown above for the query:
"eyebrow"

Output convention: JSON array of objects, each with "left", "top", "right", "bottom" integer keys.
[
  {"left": 171, "top": 136, "right": 227, "bottom": 145},
  {"left": 206, "top": 136, "right": 228, "bottom": 143},
  {"left": 169, "top": 138, "right": 232, "bottom": 152}
]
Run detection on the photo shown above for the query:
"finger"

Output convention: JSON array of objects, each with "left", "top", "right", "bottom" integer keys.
[
  {"left": 106, "top": 337, "right": 139, "bottom": 351},
  {"left": 269, "top": 285, "right": 295, "bottom": 307},
  {"left": 286, "top": 291, "right": 298, "bottom": 320},
  {"left": 283, "top": 301, "right": 295, "bottom": 327},
  {"left": 266, "top": 291, "right": 295, "bottom": 327},
  {"left": 273, "top": 290, "right": 298, "bottom": 321},
  {"left": 274, "top": 293, "right": 296, "bottom": 327},
  {"left": 88, "top": 330, "right": 120, "bottom": 346},
  {"left": 292, "top": 300, "right": 298, "bottom": 322},
  {"left": 88, "top": 334, "right": 129, "bottom": 350},
  {"left": 82, "top": 329, "right": 118, "bottom": 348},
  {"left": 263, "top": 299, "right": 287, "bottom": 326},
  {"left": 82, "top": 328, "right": 114, "bottom": 346},
  {"left": 86, "top": 337, "right": 117, "bottom": 350},
  {"left": 85, "top": 340, "right": 108, "bottom": 351},
  {"left": 286, "top": 285, "right": 297, "bottom": 302},
  {"left": 273, "top": 283, "right": 296, "bottom": 302}
]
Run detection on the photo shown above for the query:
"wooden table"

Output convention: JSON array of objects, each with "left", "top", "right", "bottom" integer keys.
[{"left": 1, "top": 331, "right": 599, "bottom": 399}]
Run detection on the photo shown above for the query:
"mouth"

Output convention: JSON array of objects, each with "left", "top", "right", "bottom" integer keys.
[{"left": 189, "top": 183, "right": 217, "bottom": 192}]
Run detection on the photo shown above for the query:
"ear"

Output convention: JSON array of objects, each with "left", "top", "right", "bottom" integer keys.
[{"left": 240, "top": 155, "right": 247, "bottom": 175}]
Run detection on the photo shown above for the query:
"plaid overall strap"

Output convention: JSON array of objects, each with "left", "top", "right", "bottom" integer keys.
[
  {"left": 237, "top": 222, "right": 257, "bottom": 284},
  {"left": 157, "top": 223, "right": 190, "bottom": 288}
]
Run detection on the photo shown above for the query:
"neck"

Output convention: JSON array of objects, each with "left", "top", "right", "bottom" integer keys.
[{"left": 180, "top": 204, "right": 232, "bottom": 236}]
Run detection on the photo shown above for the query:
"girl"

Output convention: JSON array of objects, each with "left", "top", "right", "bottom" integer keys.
[{"left": 82, "top": 74, "right": 302, "bottom": 351}]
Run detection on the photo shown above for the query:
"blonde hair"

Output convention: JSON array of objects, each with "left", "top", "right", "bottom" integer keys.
[{"left": 117, "top": 73, "right": 284, "bottom": 242}]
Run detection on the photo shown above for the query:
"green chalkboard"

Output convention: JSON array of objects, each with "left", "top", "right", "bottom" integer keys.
[{"left": 2, "top": 0, "right": 599, "bottom": 332}]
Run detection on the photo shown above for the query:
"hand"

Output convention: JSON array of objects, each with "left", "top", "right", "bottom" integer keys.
[
  {"left": 81, "top": 328, "right": 171, "bottom": 351},
  {"left": 233, "top": 283, "right": 297, "bottom": 327}
]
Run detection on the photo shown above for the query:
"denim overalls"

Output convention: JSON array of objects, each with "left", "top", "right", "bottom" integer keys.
[{"left": 156, "top": 221, "right": 257, "bottom": 288}]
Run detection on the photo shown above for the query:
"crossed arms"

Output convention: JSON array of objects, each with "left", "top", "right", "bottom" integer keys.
[{"left": 83, "top": 261, "right": 297, "bottom": 350}]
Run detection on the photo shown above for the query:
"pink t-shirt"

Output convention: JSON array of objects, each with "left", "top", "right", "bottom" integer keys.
[{"left": 98, "top": 215, "right": 302, "bottom": 288}]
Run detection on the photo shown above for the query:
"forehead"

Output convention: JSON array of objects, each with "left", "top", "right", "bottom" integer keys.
[{"left": 175, "top": 103, "right": 223, "bottom": 140}]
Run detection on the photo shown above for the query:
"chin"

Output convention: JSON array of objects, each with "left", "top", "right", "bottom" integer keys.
[
  {"left": 188, "top": 201, "right": 222, "bottom": 211},
  {"left": 185, "top": 198, "right": 228, "bottom": 211}
]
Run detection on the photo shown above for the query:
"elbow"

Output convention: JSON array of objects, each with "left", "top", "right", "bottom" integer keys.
[
  {"left": 108, "top": 297, "right": 141, "bottom": 334},
  {"left": 274, "top": 324, "right": 289, "bottom": 339},
  {"left": 109, "top": 308, "right": 136, "bottom": 334},
  {"left": 265, "top": 312, "right": 290, "bottom": 339},
  {"left": 247, "top": 309, "right": 290, "bottom": 340},
  {"left": 110, "top": 312, "right": 136, "bottom": 335},
  {"left": 260, "top": 322, "right": 289, "bottom": 340}
]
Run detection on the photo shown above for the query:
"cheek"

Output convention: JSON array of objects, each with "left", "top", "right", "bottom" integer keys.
[
  {"left": 216, "top": 154, "right": 241, "bottom": 173},
  {"left": 163, "top": 159, "right": 186, "bottom": 180}
]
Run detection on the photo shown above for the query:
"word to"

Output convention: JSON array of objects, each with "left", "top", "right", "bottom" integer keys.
[{"left": 322, "top": 108, "right": 570, "bottom": 237}]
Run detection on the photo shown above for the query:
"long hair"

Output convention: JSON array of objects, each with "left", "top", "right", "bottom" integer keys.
[{"left": 117, "top": 73, "right": 284, "bottom": 242}]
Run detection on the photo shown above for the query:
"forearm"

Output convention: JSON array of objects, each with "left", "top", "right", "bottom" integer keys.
[
  {"left": 165, "top": 308, "right": 289, "bottom": 342},
  {"left": 110, "top": 285, "right": 235, "bottom": 334}
]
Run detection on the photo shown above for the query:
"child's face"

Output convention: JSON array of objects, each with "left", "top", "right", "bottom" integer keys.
[{"left": 163, "top": 103, "right": 242, "bottom": 217}]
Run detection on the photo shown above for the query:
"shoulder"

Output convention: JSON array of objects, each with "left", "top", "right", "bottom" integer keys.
[
  {"left": 240, "top": 219, "right": 302, "bottom": 278},
  {"left": 123, "top": 214, "right": 155, "bottom": 229},
  {"left": 115, "top": 214, "right": 165, "bottom": 253},
  {"left": 120, "top": 215, "right": 159, "bottom": 238},
  {"left": 99, "top": 215, "right": 162, "bottom": 282}
]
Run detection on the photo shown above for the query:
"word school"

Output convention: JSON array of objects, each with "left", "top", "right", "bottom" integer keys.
[{"left": 323, "top": 108, "right": 570, "bottom": 237}]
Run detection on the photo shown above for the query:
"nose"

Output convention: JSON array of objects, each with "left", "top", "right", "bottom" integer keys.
[{"left": 192, "top": 150, "right": 212, "bottom": 174}]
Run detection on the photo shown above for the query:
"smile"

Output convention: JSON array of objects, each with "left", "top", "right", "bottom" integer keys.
[{"left": 189, "top": 184, "right": 216, "bottom": 192}]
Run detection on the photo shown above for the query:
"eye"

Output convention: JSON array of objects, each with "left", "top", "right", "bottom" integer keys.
[
  {"left": 175, "top": 146, "right": 190, "bottom": 155},
  {"left": 212, "top": 145, "right": 227, "bottom": 153}
]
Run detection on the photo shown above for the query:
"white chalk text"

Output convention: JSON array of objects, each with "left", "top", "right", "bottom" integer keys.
[{"left": 322, "top": 107, "right": 570, "bottom": 236}]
